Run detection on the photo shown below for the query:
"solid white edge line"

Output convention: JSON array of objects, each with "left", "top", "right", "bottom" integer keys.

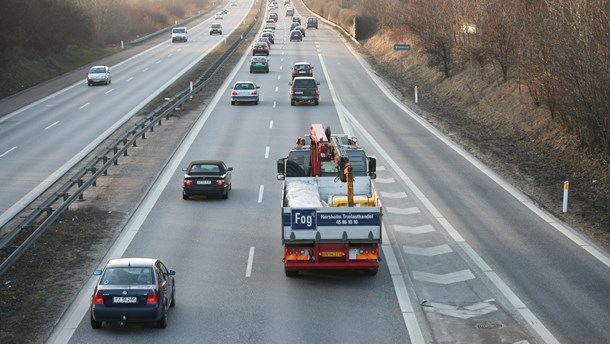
[
  {"left": 246, "top": 247, "right": 255, "bottom": 277},
  {"left": 45, "top": 19, "right": 254, "bottom": 344},
  {"left": 318, "top": 53, "right": 427, "bottom": 344},
  {"left": 331, "top": 41, "right": 561, "bottom": 344}
]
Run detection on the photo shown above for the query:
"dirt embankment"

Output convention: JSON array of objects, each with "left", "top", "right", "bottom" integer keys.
[{"left": 358, "top": 30, "right": 610, "bottom": 248}]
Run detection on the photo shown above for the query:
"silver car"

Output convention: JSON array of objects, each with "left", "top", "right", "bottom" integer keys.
[
  {"left": 86, "top": 66, "right": 111, "bottom": 86},
  {"left": 230, "top": 81, "right": 260, "bottom": 105}
]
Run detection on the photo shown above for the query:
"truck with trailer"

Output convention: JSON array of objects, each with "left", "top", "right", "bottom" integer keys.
[{"left": 277, "top": 124, "right": 382, "bottom": 276}]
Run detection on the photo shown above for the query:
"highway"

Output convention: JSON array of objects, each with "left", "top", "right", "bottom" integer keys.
[{"left": 3, "top": 0, "right": 608, "bottom": 343}]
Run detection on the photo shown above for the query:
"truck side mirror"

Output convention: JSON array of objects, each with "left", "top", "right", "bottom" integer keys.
[
  {"left": 277, "top": 158, "right": 286, "bottom": 180},
  {"left": 368, "top": 157, "right": 376, "bottom": 174}
]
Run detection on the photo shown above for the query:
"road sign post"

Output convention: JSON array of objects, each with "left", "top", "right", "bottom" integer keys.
[{"left": 393, "top": 44, "right": 411, "bottom": 76}]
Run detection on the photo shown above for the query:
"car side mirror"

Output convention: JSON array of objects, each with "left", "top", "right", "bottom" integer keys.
[
  {"left": 169, "top": 270, "right": 176, "bottom": 276},
  {"left": 316, "top": 82, "right": 320, "bottom": 85},
  {"left": 227, "top": 167, "right": 233, "bottom": 171},
  {"left": 256, "top": 86, "right": 260, "bottom": 89},
  {"left": 93, "top": 269, "right": 102, "bottom": 276}
]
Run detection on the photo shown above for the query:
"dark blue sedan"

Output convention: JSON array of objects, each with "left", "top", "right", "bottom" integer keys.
[{"left": 90, "top": 258, "right": 176, "bottom": 329}]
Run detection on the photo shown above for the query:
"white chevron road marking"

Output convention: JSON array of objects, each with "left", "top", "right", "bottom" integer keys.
[
  {"left": 386, "top": 207, "right": 420, "bottom": 215},
  {"left": 423, "top": 299, "right": 498, "bottom": 319},
  {"left": 403, "top": 244, "right": 453, "bottom": 256},
  {"left": 394, "top": 224, "right": 435, "bottom": 234},
  {"left": 412, "top": 269, "right": 475, "bottom": 284},
  {"left": 380, "top": 191, "right": 408, "bottom": 198},
  {"left": 375, "top": 177, "right": 395, "bottom": 183}
]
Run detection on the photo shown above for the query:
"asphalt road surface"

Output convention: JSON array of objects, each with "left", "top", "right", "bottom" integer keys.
[{"left": 6, "top": 0, "right": 609, "bottom": 343}]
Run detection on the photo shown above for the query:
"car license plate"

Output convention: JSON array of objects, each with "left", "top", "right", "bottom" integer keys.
[
  {"left": 321, "top": 251, "right": 342, "bottom": 257},
  {"left": 298, "top": 71, "right": 306, "bottom": 74},
  {"left": 197, "top": 180, "right": 211, "bottom": 185},
  {"left": 295, "top": 91, "right": 303, "bottom": 94},
  {"left": 113, "top": 297, "right": 137, "bottom": 303}
]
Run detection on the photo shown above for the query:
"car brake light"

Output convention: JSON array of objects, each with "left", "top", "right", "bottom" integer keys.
[
  {"left": 290, "top": 89, "right": 295, "bottom": 94},
  {"left": 93, "top": 292, "right": 104, "bottom": 304},
  {"left": 184, "top": 180, "right": 192, "bottom": 186},
  {"left": 232, "top": 91, "right": 237, "bottom": 95},
  {"left": 292, "top": 69, "right": 296, "bottom": 75},
  {"left": 146, "top": 292, "right": 158, "bottom": 304},
  {"left": 309, "top": 70, "right": 313, "bottom": 76},
  {"left": 315, "top": 89, "right": 319, "bottom": 95},
  {"left": 251, "top": 90, "right": 257, "bottom": 95},
  {"left": 215, "top": 180, "right": 225, "bottom": 185}
]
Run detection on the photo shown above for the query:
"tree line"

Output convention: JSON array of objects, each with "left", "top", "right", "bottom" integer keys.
[
  {"left": 0, "top": 0, "right": 208, "bottom": 66},
  {"left": 305, "top": 0, "right": 609, "bottom": 155}
]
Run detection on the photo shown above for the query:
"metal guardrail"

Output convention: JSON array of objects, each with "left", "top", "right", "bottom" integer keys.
[{"left": 0, "top": 0, "right": 263, "bottom": 277}]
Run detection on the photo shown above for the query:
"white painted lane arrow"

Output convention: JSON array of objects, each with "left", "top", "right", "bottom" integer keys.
[
  {"left": 394, "top": 224, "right": 435, "bottom": 234},
  {"left": 380, "top": 191, "right": 408, "bottom": 199},
  {"left": 386, "top": 207, "right": 420, "bottom": 215},
  {"left": 423, "top": 299, "right": 498, "bottom": 319},
  {"left": 412, "top": 269, "right": 475, "bottom": 284},
  {"left": 403, "top": 244, "right": 453, "bottom": 256}
]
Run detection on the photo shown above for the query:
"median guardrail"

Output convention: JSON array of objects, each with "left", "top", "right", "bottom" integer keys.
[{"left": 0, "top": 0, "right": 264, "bottom": 277}]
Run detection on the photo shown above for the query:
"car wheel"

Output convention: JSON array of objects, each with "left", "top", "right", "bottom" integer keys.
[
  {"left": 87, "top": 82, "right": 92, "bottom": 86},
  {"left": 231, "top": 100, "right": 235, "bottom": 105},
  {"left": 265, "top": 70, "right": 269, "bottom": 73},
  {"left": 290, "top": 100, "right": 295, "bottom": 106},
  {"left": 314, "top": 100, "right": 319, "bottom": 105},
  {"left": 249, "top": 70, "right": 253, "bottom": 73},
  {"left": 155, "top": 303, "right": 168, "bottom": 328},
  {"left": 182, "top": 193, "right": 189, "bottom": 200},
  {"left": 285, "top": 269, "right": 299, "bottom": 277},
  {"left": 254, "top": 100, "right": 259, "bottom": 105},
  {"left": 90, "top": 313, "right": 102, "bottom": 329},
  {"left": 222, "top": 189, "right": 229, "bottom": 199},
  {"left": 170, "top": 288, "right": 176, "bottom": 308}
]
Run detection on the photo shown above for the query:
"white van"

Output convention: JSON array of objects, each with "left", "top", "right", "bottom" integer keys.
[{"left": 171, "top": 27, "right": 188, "bottom": 42}]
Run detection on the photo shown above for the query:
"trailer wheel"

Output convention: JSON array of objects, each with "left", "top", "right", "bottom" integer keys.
[{"left": 285, "top": 269, "right": 298, "bottom": 277}]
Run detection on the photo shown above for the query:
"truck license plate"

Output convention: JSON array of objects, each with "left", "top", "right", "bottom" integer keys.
[
  {"left": 113, "top": 297, "right": 137, "bottom": 303},
  {"left": 321, "top": 251, "right": 342, "bottom": 257}
]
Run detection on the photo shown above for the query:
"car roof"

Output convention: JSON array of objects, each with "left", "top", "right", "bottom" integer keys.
[
  {"left": 189, "top": 159, "right": 226, "bottom": 165},
  {"left": 106, "top": 258, "right": 157, "bottom": 268},
  {"left": 90, "top": 65, "right": 108, "bottom": 69},
  {"left": 292, "top": 76, "right": 316, "bottom": 81},
  {"left": 290, "top": 30, "right": 302, "bottom": 34}
]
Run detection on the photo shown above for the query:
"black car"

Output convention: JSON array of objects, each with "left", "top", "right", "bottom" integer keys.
[
  {"left": 289, "top": 77, "right": 320, "bottom": 105},
  {"left": 289, "top": 30, "right": 303, "bottom": 42},
  {"left": 307, "top": 17, "right": 318, "bottom": 29},
  {"left": 292, "top": 16, "right": 301, "bottom": 25},
  {"left": 182, "top": 160, "right": 232, "bottom": 199},
  {"left": 90, "top": 258, "right": 176, "bottom": 329},
  {"left": 290, "top": 22, "right": 299, "bottom": 31}
]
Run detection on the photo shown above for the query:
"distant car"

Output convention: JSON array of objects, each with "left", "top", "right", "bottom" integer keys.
[
  {"left": 289, "top": 77, "right": 320, "bottom": 106},
  {"left": 257, "top": 36, "right": 272, "bottom": 49},
  {"left": 268, "top": 12, "right": 278, "bottom": 22},
  {"left": 286, "top": 7, "right": 294, "bottom": 16},
  {"left": 291, "top": 62, "right": 313, "bottom": 79},
  {"left": 252, "top": 42, "right": 270, "bottom": 56},
  {"left": 261, "top": 31, "right": 275, "bottom": 44},
  {"left": 230, "top": 0, "right": 237, "bottom": 5},
  {"left": 292, "top": 16, "right": 301, "bottom": 25},
  {"left": 209, "top": 23, "right": 222, "bottom": 35},
  {"left": 250, "top": 56, "right": 270, "bottom": 73},
  {"left": 262, "top": 28, "right": 275, "bottom": 35},
  {"left": 290, "top": 22, "right": 299, "bottom": 31},
  {"left": 221, "top": 8, "right": 228, "bottom": 14},
  {"left": 295, "top": 25, "right": 306, "bottom": 36},
  {"left": 86, "top": 66, "right": 111, "bottom": 86},
  {"left": 230, "top": 81, "right": 260, "bottom": 105},
  {"left": 171, "top": 27, "right": 188, "bottom": 42},
  {"left": 183, "top": 160, "right": 233, "bottom": 199},
  {"left": 90, "top": 258, "right": 176, "bottom": 329},
  {"left": 307, "top": 17, "right": 318, "bottom": 29},
  {"left": 215, "top": 12, "right": 223, "bottom": 19},
  {"left": 289, "top": 30, "right": 303, "bottom": 42}
]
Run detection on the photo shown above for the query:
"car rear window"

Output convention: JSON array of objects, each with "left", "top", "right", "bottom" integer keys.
[
  {"left": 293, "top": 79, "right": 317, "bottom": 88},
  {"left": 102, "top": 267, "right": 154, "bottom": 285},
  {"left": 294, "top": 64, "right": 310, "bottom": 70},
  {"left": 190, "top": 164, "right": 222, "bottom": 173}
]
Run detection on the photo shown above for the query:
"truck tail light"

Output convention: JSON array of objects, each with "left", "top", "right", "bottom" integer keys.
[{"left": 290, "top": 89, "right": 295, "bottom": 95}]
